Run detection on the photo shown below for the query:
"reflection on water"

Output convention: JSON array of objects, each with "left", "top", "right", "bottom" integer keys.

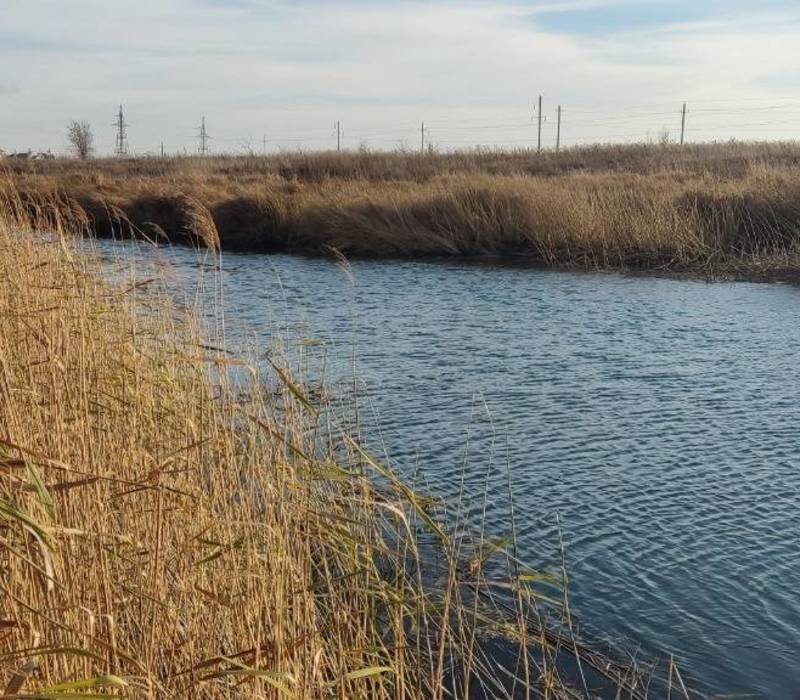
[{"left": 95, "top": 239, "right": 800, "bottom": 697}]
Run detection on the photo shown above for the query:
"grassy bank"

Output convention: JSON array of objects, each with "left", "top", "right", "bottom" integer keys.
[
  {"left": 6, "top": 142, "right": 800, "bottom": 278},
  {"left": 0, "top": 185, "right": 688, "bottom": 697}
]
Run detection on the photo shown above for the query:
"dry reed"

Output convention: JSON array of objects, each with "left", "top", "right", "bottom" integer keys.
[{"left": 5, "top": 143, "right": 800, "bottom": 278}]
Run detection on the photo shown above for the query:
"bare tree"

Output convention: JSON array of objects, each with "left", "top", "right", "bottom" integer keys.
[{"left": 66, "top": 120, "right": 94, "bottom": 160}]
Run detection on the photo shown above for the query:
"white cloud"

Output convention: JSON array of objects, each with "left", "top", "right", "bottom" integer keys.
[{"left": 0, "top": 0, "right": 798, "bottom": 153}]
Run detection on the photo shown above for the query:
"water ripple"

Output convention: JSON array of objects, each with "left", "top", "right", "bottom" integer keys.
[{"left": 96, "top": 241, "right": 800, "bottom": 698}]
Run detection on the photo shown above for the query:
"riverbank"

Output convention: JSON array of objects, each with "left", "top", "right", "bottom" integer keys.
[
  {"left": 0, "top": 186, "right": 683, "bottom": 697},
  {"left": 6, "top": 142, "right": 800, "bottom": 277}
]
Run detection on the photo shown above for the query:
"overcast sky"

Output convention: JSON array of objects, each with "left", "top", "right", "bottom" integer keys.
[{"left": 2, "top": 0, "right": 800, "bottom": 155}]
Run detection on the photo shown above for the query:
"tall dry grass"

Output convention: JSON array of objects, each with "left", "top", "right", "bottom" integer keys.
[
  {"left": 6, "top": 144, "right": 800, "bottom": 276},
  {"left": 8, "top": 141, "right": 800, "bottom": 182},
  {"left": 0, "top": 183, "right": 682, "bottom": 697}
]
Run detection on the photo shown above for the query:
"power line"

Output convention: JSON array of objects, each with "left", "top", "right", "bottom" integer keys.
[{"left": 65, "top": 96, "right": 800, "bottom": 156}]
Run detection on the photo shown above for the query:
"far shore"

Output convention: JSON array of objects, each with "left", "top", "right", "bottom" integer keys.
[{"left": 7, "top": 141, "right": 800, "bottom": 278}]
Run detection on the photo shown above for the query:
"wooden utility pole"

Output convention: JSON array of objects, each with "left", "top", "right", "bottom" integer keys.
[
  {"left": 556, "top": 105, "right": 562, "bottom": 152},
  {"left": 536, "top": 95, "right": 543, "bottom": 153},
  {"left": 263, "top": 134, "right": 267, "bottom": 154},
  {"left": 680, "top": 102, "right": 687, "bottom": 145},
  {"left": 336, "top": 121, "right": 341, "bottom": 152},
  {"left": 160, "top": 142, "right": 164, "bottom": 157},
  {"left": 420, "top": 121, "right": 425, "bottom": 154}
]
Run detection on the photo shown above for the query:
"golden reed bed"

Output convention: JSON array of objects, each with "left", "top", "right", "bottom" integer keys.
[{"left": 5, "top": 142, "right": 800, "bottom": 281}]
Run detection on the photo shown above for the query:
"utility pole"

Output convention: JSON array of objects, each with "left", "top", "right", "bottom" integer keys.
[
  {"left": 420, "top": 121, "right": 425, "bottom": 154},
  {"left": 160, "top": 142, "right": 164, "bottom": 157},
  {"left": 113, "top": 104, "right": 128, "bottom": 157},
  {"left": 262, "top": 134, "right": 267, "bottom": 155},
  {"left": 556, "top": 105, "right": 562, "bottom": 152},
  {"left": 198, "top": 116, "right": 209, "bottom": 155},
  {"left": 537, "top": 95, "right": 542, "bottom": 153},
  {"left": 680, "top": 102, "right": 687, "bottom": 145},
  {"left": 335, "top": 121, "right": 340, "bottom": 152}
]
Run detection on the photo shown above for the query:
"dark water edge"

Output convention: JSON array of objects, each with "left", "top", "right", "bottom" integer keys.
[
  {"left": 86, "top": 226, "right": 800, "bottom": 287},
  {"left": 91, "top": 238, "right": 800, "bottom": 698}
]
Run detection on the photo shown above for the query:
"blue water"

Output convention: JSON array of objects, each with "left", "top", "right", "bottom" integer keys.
[{"left": 97, "top": 240, "right": 800, "bottom": 697}]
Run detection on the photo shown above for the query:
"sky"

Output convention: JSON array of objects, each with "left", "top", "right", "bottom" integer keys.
[{"left": 2, "top": 0, "right": 800, "bottom": 155}]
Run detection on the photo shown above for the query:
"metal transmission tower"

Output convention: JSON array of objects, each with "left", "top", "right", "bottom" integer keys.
[
  {"left": 198, "top": 116, "right": 209, "bottom": 155},
  {"left": 113, "top": 104, "right": 128, "bottom": 157}
]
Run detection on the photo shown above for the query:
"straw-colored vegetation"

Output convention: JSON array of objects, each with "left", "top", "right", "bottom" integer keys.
[
  {"left": 0, "top": 183, "right": 689, "bottom": 698},
  {"left": 7, "top": 142, "right": 800, "bottom": 279}
]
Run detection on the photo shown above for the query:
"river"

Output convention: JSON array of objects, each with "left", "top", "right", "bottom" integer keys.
[{"left": 96, "top": 239, "right": 800, "bottom": 698}]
